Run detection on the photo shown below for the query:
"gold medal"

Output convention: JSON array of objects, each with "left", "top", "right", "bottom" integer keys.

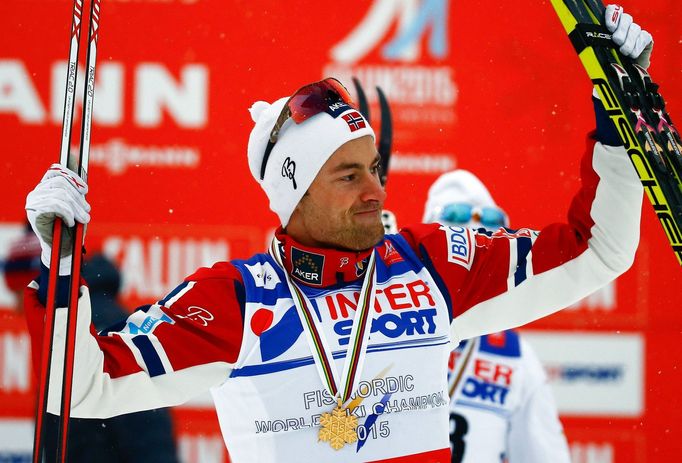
[
  {"left": 270, "top": 239, "right": 376, "bottom": 451},
  {"left": 318, "top": 399, "right": 358, "bottom": 450}
]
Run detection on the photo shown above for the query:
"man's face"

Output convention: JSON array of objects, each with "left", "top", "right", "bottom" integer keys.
[{"left": 287, "top": 135, "right": 386, "bottom": 251}]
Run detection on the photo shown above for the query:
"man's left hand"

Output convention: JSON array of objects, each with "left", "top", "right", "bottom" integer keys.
[{"left": 604, "top": 4, "right": 654, "bottom": 69}]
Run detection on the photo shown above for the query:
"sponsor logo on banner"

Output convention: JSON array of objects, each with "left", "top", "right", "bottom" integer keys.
[
  {"left": 178, "top": 434, "right": 227, "bottom": 463},
  {"left": 0, "top": 419, "right": 33, "bottom": 461},
  {"left": 0, "top": 60, "right": 208, "bottom": 128},
  {"left": 101, "top": 234, "right": 230, "bottom": 302},
  {"left": 567, "top": 425, "right": 646, "bottom": 463},
  {"left": 522, "top": 331, "right": 644, "bottom": 416},
  {"left": 323, "top": 0, "right": 459, "bottom": 175},
  {"left": 324, "top": 0, "right": 457, "bottom": 127},
  {"left": 86, "top": 139, "right": 200, "bottom": 175},
  {"left": 0, "top": 60, "right": 208, "bottom": 174},
  {"left": 0, "top": 331, "right": 31, "bottom": 395},
  {"left": 0, "top": 224, "right": 25, "bottom": 308},
  {"left": 387, "top": 152, "right": 456, "bottom": 174},
  {"left": 570, "top": 442, "right": 614, "bottom": 463}
]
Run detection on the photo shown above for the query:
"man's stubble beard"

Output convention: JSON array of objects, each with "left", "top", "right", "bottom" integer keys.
[
  {"left": 295, "top": 193, "right": 385, "bottom": 251},
  {"left": 333, "top": 217, "right": 385, "bottom": 251},
  {"left": 311, "top": 210, "right": 385, "bottom": 251}
]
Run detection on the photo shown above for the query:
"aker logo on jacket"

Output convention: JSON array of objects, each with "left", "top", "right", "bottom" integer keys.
[{"left": 291, "top": 247, "right": 324, "bottom": 285}]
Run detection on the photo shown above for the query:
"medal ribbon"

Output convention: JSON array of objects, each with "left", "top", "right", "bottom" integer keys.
[
  {"left": 448, "top": 338, "right": 478, "bottom": 399},
  {"left": 270, "top": 238, "right": 378, "bottom": 403}
]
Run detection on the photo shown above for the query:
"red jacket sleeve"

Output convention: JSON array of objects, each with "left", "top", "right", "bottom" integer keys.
[
  {"left": 401, "top": 131, "right": 641, "bottom": 340},
  {"left": 24, "top": 261, "right": 246, "bottom": 418}
]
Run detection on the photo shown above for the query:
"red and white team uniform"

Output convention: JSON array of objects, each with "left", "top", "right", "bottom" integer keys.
[
  {"left": 25, "top": 114, "right": 642, "bottom": 462},
  {"left": 447, "top": 331, "right": 571, "bottom": 463}
]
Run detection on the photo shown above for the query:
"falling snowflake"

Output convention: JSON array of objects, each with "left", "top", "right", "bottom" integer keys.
[{"left": 318, "top": 404, "right": 358, "bottom": 450}]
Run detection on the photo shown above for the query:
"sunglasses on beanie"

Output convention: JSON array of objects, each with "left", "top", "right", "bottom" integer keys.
[{"left": 259, "top": 77, "right": 356, "bottom": 180}]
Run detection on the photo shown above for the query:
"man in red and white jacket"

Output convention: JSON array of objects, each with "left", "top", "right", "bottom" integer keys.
[{"left": 23, "top": 6, "right": 649, "bottom": 462}]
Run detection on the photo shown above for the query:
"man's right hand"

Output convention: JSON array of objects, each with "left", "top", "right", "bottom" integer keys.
[{"left": 25, "top": 164, "right": 90, "bottom": 271}]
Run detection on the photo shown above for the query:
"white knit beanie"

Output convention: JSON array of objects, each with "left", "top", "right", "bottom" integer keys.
[
  {"left": 422, "top": 170, "right": 499, "bottom": 223},
  {"left": 247, "top": 96, "right": 375, "bottom": 227}
]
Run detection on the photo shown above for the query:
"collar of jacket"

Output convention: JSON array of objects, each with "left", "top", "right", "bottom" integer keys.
[{"left": 274, "top": 227, "right": 377, "bottom": 287}]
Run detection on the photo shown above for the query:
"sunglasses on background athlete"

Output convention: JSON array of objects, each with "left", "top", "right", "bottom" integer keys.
[
  {"left": 437, "top": 203, "right": 508, "bottom": 229},
  {"left": 260, "top": 77, "right": 356, "bottom": 180}
]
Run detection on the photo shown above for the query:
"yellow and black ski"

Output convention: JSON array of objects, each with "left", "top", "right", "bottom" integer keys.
[{"left": 551, "top": 0, "right": 682, "bottom": 265}]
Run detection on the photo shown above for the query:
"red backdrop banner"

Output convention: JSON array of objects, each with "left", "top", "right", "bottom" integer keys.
[{"left": 0, "top": 1, "right": 680, "bottom": 461}]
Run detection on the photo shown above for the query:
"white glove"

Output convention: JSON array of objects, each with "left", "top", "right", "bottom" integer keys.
[
  {"left": 25, "top": 164, "right": 91, "bottom": 274},
  {"left": 605, "top": 4, "right": 654, "bottom": 69}
]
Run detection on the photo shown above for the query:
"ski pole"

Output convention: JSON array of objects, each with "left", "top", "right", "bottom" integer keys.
[
  {"left": 32, "top": 0, "right": 86, "bottom": 460},
  {"left": 56, "top": 0, "right": 101, "bottom": 461}
]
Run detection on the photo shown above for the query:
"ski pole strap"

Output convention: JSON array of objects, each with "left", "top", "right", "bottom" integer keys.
[{"left": 38, "top": 264, "right": 72, "bottom": 307}]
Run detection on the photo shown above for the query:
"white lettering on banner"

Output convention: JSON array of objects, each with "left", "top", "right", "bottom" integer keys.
[
  {"left": 389, "top": 153, "right": 456, "bottom": 174},
  {"left": 331, "top": 0, "right": 416, "bottom": 63},
  {"left": 135, "top": 64, "right": 207, "bottom": 127},
  {"left": 331, "top": 0, "right": 448, "bottom": 64},
  {"left": 102, "top": 237, "right": 229, "bottom": 300},
  {"left": 178, "top": 435, "right": 225, "bottom": 463},
  {"left": 522, "top": 332, "right": 643, "bottom": 416},
  {"left": 0, "top": 60, "right": 46, "bottom": 122},
  {"left": 0, "top": 59, "right": 208, "bottom": 128},
  {"left": 1, "top": 333, "right": 30, "bottom": 393},
  {"left": 326, "top": 0, "right": 457, "bottom": 117},
  {"left": 86, "top": 138, "right": 200, "bottom": 174},
  {"left": 324, "top": 64, "right": 456, "bottom": 107},
  {"left": 570, "top": 442, "right": 614, "bottom": 463},
  {"left": 0, "top": 420, "right": 33, "bottom": 454},
  {"left": 51, "top": 61, "right": 123, "bottom": 125},
  {"left": 0, "top": 224, "right": 24, "bottom": 308}
]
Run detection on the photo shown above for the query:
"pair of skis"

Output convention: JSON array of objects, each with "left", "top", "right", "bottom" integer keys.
[
  {"left": 551, "top": 0, "right": 682, "bottom": 265},
  {"left": 33, "top": 0, "right": 101, "bottom": 462}
]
